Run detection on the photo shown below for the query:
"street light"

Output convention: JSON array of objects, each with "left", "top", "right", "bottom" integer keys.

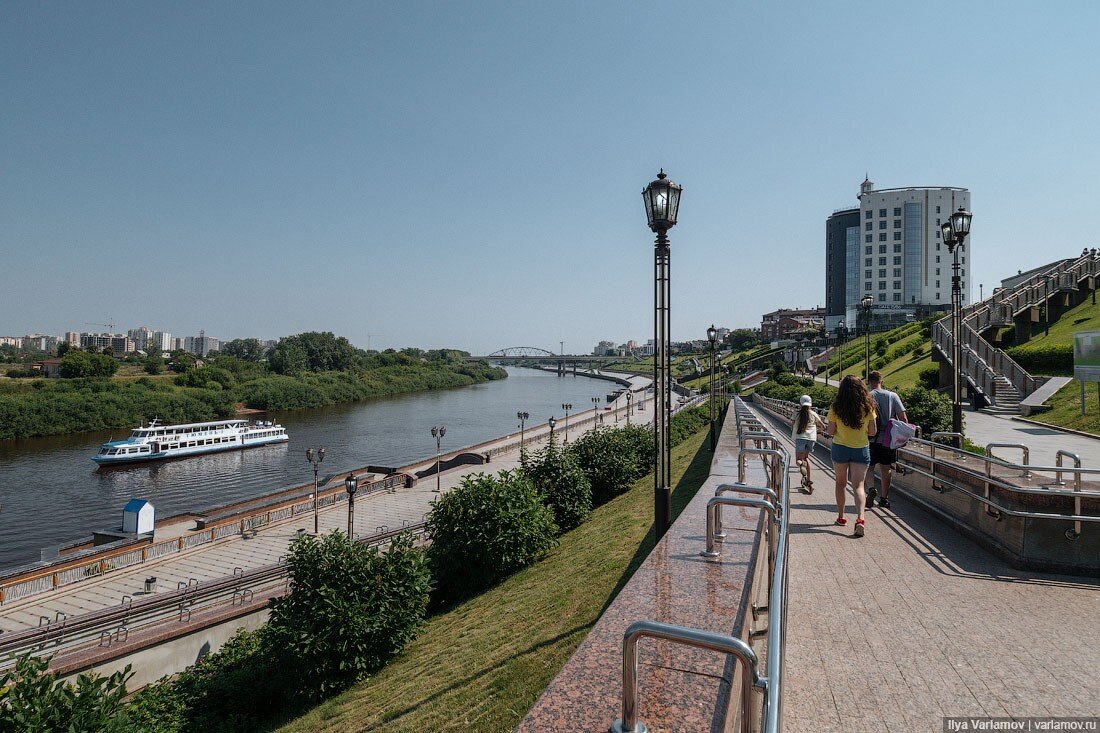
[
  {"left": 941, "top": 206, "right": 973, "bottom": 443},
  {"left": 306, "top": 446, "right": 325, "bottom": 534},
  {"left": 642, "top": 168, "right": 682, "bottom": 539},
  {"left": 548, "top": 416, "right": 557, "bottom": 444},
  {"left": 707, "top": 324, "right": 718, "bottom": 449},
  {"left": 860, "top": 294, "right": 874, "bottom": 380},
  {"left": 430, "top": 425, "right": 446, "bottom": 493},
  {"left": 344, "top": 472, "right": 359, "bottom": 540},
  {"left": 828, "top": 320, "right": 845, "bottom": 387},
  {"left": 517, "top": 411, "right": 529, "bottom": 460},
  {"left": 561, "top": 403, "right": 573, "bottom": 442},
  {"left": 591, "top": 396, "right": 601, "bottom": 426},
  {"left": 625, "top": 391, "right": 633, "bottom": 427}
]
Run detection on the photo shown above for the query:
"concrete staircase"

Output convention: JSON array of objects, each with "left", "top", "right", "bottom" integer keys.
[{"left": 984, "top": 376, "right": 1022, "bottom": 415}]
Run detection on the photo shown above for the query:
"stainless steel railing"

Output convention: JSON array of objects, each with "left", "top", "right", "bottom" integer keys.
[{"left": 612, "top": 398, "right": 790, "bottom": 733}]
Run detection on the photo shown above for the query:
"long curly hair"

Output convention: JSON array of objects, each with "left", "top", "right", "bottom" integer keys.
[{"left": 832, "top": 375, "right": 876, "bottom": 429}]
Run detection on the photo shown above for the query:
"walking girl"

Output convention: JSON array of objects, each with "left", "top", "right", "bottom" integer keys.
[
  {"left": 791, "top": 395, "right": 826, "bottom": 493},
  {"left": 824, "top": 375, "right": 877, "bottom": 537}
]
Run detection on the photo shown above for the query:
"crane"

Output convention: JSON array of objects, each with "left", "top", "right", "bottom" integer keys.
[
  {"left": 84, "top": 318, "right": 117, "bottom": 333},
  {"left": 365, "top": 334, "right": 382, "bottom": 351}
]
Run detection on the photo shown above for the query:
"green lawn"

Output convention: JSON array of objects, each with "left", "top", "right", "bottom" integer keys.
[
  {"left": 272, "top": 429, "right": 714, "bottom": 733},
  {"left": 1029, "top": 379, "right": 1100, "bottom": 435},
  {"left": 1018, "top": 296, "right": 1100, "bottom": 348}
]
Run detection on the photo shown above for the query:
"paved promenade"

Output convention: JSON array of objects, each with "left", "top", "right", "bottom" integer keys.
[
  {"left": 0, "top": 376, "right": 659, "bottom": 635},
  {"left": 754, "top": 411, "right": 1100, "bottom": 731}
]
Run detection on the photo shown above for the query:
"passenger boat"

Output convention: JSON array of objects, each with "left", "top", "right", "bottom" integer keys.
[{"left": 91, "top": 418, "right": 289, "bottom": 465}]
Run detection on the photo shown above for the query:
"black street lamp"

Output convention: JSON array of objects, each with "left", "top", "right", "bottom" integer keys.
[
  {"left": 591, "top": 396, "right": 601, "bottom": 426},
  {"left": 344, "top": 472, "right": 359, "bottom": 540},
  {"left": 561, "top": 403, "right": 573, "bottom": 442},
  {"left": 707, "top": 324, "right": 718, "bottom": 449},
  {"left": 828, "top": 320, "right": 846, "bottom": 388},
  {"left": 941, "top": 206, "right": 973, "bottom": 443},
  {"left": 642, "top": 169, "right": 682, "bottom": 540},
  {"left": 517, "top": 411, "right": 529, "bottom": 460},
  {"left": 625, "top": 391, "right": 633, "bottom": 427},
  {"left": 548, "top": 416, "right": 557, "bottom": 444},
  {"left": 430, "top": 425, "right": 446, "bottom": 493},
  {"left": 860, "top": 294, "right": 874, "bottom": 380},
  {"left": 306, "top": 446, "right": 325, "bottom": 534}
]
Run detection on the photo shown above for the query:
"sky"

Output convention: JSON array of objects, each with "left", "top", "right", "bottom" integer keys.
[{"left": 3, "top": 1, "right": 1099, "bottom": 354}]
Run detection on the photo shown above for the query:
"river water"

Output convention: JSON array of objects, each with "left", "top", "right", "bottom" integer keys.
[{"left": 0, "top": 368, "right": 620, "bottom": 570}]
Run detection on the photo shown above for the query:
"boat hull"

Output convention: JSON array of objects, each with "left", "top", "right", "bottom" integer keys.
[{"left": 91, "top": 436, "right": 288, "bottom": 466}]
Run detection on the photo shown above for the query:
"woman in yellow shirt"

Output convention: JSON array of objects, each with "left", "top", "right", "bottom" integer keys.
[{"left": 824, "top": 375, "right": 877, "bottom": 536}]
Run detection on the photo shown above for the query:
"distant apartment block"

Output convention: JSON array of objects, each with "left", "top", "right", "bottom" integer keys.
[
  {"left": 64, "top": 331, "right": 80, "bottom": 347},
  {"left": 79, "top": 333, "right": 134, "bottom": 354},
  {"left": 186, "top": 331, "right": 220, "bottom": 357},
  {"left": 760, "top": 308, "right": 825, "bottom": 340},
  {"left": 826, "top": 176, "right": 970, "bottom": 330},
  {"left": 153, "top": 331, "right": 173, "bottom": 351}
]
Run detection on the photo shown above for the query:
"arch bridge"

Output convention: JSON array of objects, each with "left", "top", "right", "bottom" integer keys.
[{"left": 467, "top": 347, "right": 638, "bottom": 375}]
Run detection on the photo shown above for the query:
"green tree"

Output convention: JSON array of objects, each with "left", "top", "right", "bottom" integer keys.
[
  {"left": 58, "top": 350, "right": 94, "bottom": 378},
  {"left": 270, "top": 332, "right": 358, "bottom": 373},
  {"left": 0, "top": 654, "right": 132, "bottom": 732},
  {"left": 221, "top": 338, "right": 264, "bottom": 362},
  {"left": 56, "top": 341, "right": 72, "bottom": 358},
  {"left": 566, "top": 426, "right": 649, "bottom": 506},
  {"left": 267, "top": 531, "right": 431, "bottom": 699},
  {"left": 143, "top": 344, "right": 164, "bottom": 375},
  {"left": 898, "top": 385, "right": 954, "bottom": 435},
  {"left": 524, "top": 439, "right": 592, "bottom": 533},
  {"left": 724, "top": 329, "right": 760, "bottom": 352},
  {"left": 168, "top": 350, "right": 197, "bottom": 374},
  {"left": 427, "top": 470, "right": 557, "bottom": 605},
  {"left": 88, "top": 353, "right": 119, "bottom": 378},
  {"left": 267, "top": 340, "right": 309, "bottom": 376}
]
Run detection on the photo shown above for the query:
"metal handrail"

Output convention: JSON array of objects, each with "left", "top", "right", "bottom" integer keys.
[
  {"left": 712, "top": 483, "right": 779, "bottom": 539},
  {"left": 984, "top": 443, "right": 1031, "bottom": 478},
  {"left": 702, "top": 495, "right": 777, "bottom": 559},
  {"left": 610, "top": 620, "right": 765, "bottom": 733},
  {"left": 738, "top": 447, "right": 789, "bottom": 485}
]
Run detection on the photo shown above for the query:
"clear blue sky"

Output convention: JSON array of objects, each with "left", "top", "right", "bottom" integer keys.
[{"left": 3, "top": 2, "right": 1098, "bottom": 353}]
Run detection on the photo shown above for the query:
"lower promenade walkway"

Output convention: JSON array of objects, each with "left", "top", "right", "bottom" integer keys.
[
  {"left": 0, "top": 381, "right": 661, "bottom": 636},
  {"left": 754, "top": 409, "right": 1100, "bottom": 731}
]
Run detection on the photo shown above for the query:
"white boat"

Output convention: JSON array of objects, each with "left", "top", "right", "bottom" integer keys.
[{"left": 91, "top": 418, "right": 288, "bottom": 465}]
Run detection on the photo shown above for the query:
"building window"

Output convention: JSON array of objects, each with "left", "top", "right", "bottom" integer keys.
[
  {"left": 936, "top": 231, "right": 940, "bottom": 239},
  {"left": 961, "top": 256, "right": 966, "bottom": 264},
  {"left": 936, "top": 267, "right": 940, "bottom": 275},
  {"left": 879, "top": 208, "right": 886, "bottom": 217},
  {"left": 962, "top": 269, "right": 965, "bottom": 276},
  {"left": 866, "top": 222, "right": 872, "bottom": 231},
  {"left": 879, "top": 282, "right": 886, "bottom": 290},
  {"left": 866, "top": 282, "right": 873, "bottom": 292},
  {"left": 936, "top": 218, "right": 940, "bottom": 225},
  {"left": 893, "top": 280, "right": 901, "bottom": 289},
  {"left": 936, "top": 280, "right": 941, "bottom": 288},
  {"left": 879, "top": 257, "right": 886, "bottom": 265},
  {"left": 865, "top": 246, "right": 873, "bottom": 254},
  {"left": 892, "top": 220, "right": 901, "bottom": 229},
  {"left": 865, "top": 257, "right": 872, "bottom": 266},
  {"left": 936, "top": 255, "right": 941, "bottom": 263},
  {"left": 879, "top": 245, "right": 887, "bottom": 253},
  {"left": 894, "top": 256, "right": 902, "bottom": 265},
  {"left": 866, "top": 234, "right": 873, "bottom": 243},
  {"left": 879, "top": 220, "right": 887, "bottom": 229},
  {"left": 893, "top": 232, "right": 902, "bottom": 241},
  {"left": 893, "top": 207, "right": 901, "bottom": 216},
  {"left": 936, "top": 292, "right": 941, "bottom": 299},
  {"left": 878, "top": 293, "right": 886, "bottom": 301},
  {"left": 893, "top": 293, "right": 901, "bottom": 302},
  {"left": 894, "top": 243, "right": 902, "bottom": 252},
  {"left": 936, "top": 205, "right": 941, "bottom": 213},
  {"left": 866, "top": 270, "right": 872, "bottom": 279},
  {"left": 865, "top": 210, "right": 873, "bottom": 219},
  {"left": 879, "top": 233, "right": 887, "bottom": 241},
  {"left": 894, "top": 268, "right": 902, "bottom": 277},
  {"left": 879, "top": 268, "right": 887, "bottom": 278}
]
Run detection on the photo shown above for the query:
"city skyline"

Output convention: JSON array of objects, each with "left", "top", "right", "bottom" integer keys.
[{"left": 3, "top": 3, "right": 1099, "bottom": 352}]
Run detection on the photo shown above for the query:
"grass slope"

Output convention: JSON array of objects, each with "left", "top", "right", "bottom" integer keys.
[
  {"left": 1018, "top": 296, "right": 1100, "bottom": 348},
  {"left": 273, "top": 429, "right": 713, "bottom": 733},
  {"left": 1029, "top": 379, "right": 1100, "bottom": 434}
]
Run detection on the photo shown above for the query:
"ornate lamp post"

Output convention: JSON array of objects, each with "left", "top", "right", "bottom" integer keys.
[
  {"left": 642, "top": 169, "right": 682, "bottom": 539},
  {"left": 941, "top": 206, "right": 973, "bottom": 443},
  {"left": 517, "top": 411, "right": 529, "bottom": 458},
  {"left": 706, "top": 324, "right": 718, "bottom": 449},
  {"left": 860, "top": 294, "right": 874, "bottom": 380},
  {"left": 561, "top": 403, "right": 573, "bottom": 442},
  {"left": 344, "top": 472, "right": 359, "bottom": 540},
  {"left": 306, "top": 446, "right": 325, "bottom": 534},
  {"left": 591, "top": 396, "right": 600, "bottom": 426},
  {"left": 430, "top": 425, "right": 446, "bottom": 493},
  {"left": 548, "top": 416, "right": 557, "bottom": 444},
  {"left": 625, "top": 391, "right": 633, "bottom": 427}
]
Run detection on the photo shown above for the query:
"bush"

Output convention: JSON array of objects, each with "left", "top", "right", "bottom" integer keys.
[
  {"left": 918, "top": 365, "right": 940, "bottom": 389},
  {"left": 427, "top": 470, "right": 557, "bottom": 605},
  {"left": 5, "top": 368, "right": 37, "bottom": 378},
  {"left": 524, "top": 439, "right": 592, "bottom": 533},
  {"left": 1004, "top": 343, "right": 1074, "bottom": 375},
  {"left": 0, "top": 654, "right": 132, "bottom": 732},
  {"left": 567, "top": 426, "right": 650, "bottom": 506},
  {"left": 898, "top": 385, "right": 953, "bottom": 435},
  {"left": 268, "top": 531, "right": 431, "bottom": 699}
]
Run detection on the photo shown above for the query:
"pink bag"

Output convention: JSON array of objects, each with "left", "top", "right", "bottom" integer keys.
[{"left": 882, "top": 418, "right": 917, "bottom": 449}]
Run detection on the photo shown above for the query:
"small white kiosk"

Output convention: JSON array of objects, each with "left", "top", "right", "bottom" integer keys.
[{"left": 123, "top": 498, "right": 155, "bottom": 535}]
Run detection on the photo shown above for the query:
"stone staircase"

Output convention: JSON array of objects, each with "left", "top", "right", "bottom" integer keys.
[{"left": 932, "top": 250, "right": 1100, "bottom": 414}]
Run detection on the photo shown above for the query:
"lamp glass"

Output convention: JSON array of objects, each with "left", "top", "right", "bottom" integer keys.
[
  {"left": 950, "top": 208, "right": 972, "bottom": 237},
  {"left": 707, "top": 324, "right": 717, "bottom": 343},
  {"left": 642, "top": 171, "right": 681, "bottom": 232}
]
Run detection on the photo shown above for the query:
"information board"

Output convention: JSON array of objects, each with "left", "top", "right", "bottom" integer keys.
[{"left": 1074, "top": 330, "right": 1100, "bottom": 382}]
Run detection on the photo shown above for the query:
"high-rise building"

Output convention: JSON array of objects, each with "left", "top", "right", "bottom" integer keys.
[
  {"left": 127, "top": 326, "right": 155, "bottom": 352},
  {"left": 64, "top": 331, "right": 80, "bottom": 347},
  {"left": 79, "top": 333, "right": 133, "bottom": 354},
  {"left": 153, "top": 331, "right": 173, "bottom": 351},
  {"left": 826, "top": 177, "right": 971, "bottom": 330}
]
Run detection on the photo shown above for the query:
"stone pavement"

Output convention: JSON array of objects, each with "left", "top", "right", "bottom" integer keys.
[
  {"left": 964, "top": 409, "right": 1099, "bottom": 466},
  {"left": 0, "top": 381, "right": 659, "bottom": 635},
  {"left": 756, "top": 412, "right": 1100, "bottom": 732}
]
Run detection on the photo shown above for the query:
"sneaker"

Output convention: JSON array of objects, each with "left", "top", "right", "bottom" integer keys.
[
  {"left": 835, "top": 516, "right": 848, "bottom": 526},
  {"left": 879, "top": 497, "right": 891, "bottom": 509},
  {"left": 854, "top": 519, "right": 865, "bottom": 537},
  {"left": 865, "top": 487, "right": 877, "bottom": 509}
]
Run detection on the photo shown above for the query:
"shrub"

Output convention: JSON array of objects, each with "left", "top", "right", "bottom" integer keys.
[
  {"left": 898, "top": 385, "right": 953, "bottom": 435},
  {"left": 0, "top": 654, "right": 132, "bottom": 732},
  {"left": 5, "top": 368, "right": 37, "bottom": 378},
  {"left": 268, "top": 531, "right": 431, "bottom": 699},
  {"left": 1004, "top": 343, "right": 1073, "bottom": 375},
  {"left": 524, "top": 439, "right": 592, "bottom": 532},
  {"left": 568, "top": 426, "right": 649, "bottom": 506},
  {"left": 918, "top": 365, "right": 940, "bottom": 389},
  {"left": 427, "top": 470, "right": 556, "bottom": 605}
]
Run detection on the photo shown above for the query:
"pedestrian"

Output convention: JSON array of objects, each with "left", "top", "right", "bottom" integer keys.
[
  {"left": 866, "top": 371, "right": 908, "bottom": 509},
  {"left": 824, "top": 374, "right": 877, "bottom": 537},
  {"left": 791, "top": 394, "right": 826, "bottom": 492}
]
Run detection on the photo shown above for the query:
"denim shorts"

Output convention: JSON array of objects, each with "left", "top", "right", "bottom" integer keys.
[
  {"left": 794, "top": 438, "right": 815, "bottom": 454},
  {"left": 831, "top": 443, "right": 871, "bottom": 465}
]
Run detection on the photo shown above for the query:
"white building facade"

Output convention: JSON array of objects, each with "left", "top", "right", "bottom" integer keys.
[{"left": 838, "top": 178, "right": 971, "bottom": 328}]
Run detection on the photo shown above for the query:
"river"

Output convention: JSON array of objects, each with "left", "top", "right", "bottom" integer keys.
[{"left": 0, "top": 367, "right": 623, "bottom": 570}]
